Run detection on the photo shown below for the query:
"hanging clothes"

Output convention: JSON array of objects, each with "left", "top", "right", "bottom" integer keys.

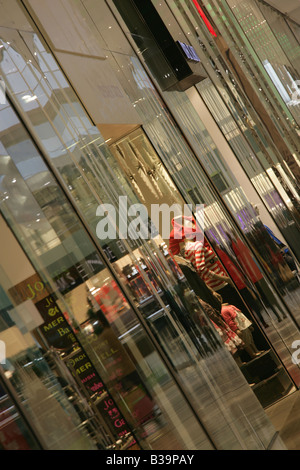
[
  {"left": 214, "top": 245, "right": 246, "bottom": 291},
  {"left": 230, "top": 237, "right": 263, "bottom": 284}
]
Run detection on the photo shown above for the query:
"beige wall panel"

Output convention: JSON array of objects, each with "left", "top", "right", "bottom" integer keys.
[
  {"left": 82, "top": 0, "right": 134, "bottom": 56},
  {"left": 26, "top": 0, "right": 141, "bottom": 126},
  {"left": 55, "top": 50, "right": 140, "bottom": 125},
  {"left": 26, "top": 0, "right": 106, "bottom": 57},
  {"left": 0, "top": 215, "right": 35, "bottom": 288},
  {"left": 0, "top": 0, "right": 33, "bottom": 31}
]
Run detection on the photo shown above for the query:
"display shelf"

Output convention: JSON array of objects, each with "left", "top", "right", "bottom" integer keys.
[
  {"left": 240, "top": 349, "right": 276, "bottom": 382},
  {"left": 240, "top": 349, "right": 293, "bottom": 407},
  {"left": 250, "top": 368, "right": 294, "bottom": 408}
]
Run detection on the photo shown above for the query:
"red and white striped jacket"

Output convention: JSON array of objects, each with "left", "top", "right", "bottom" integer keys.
[{"left": 185, "top": 240, "right": 227, "bottom": 291}]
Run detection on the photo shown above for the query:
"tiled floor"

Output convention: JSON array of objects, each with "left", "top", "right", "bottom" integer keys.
[{"left": 266, "top": 390, "right": 300, "bottom": 450}]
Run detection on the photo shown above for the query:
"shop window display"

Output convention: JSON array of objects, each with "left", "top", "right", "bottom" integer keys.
[
  {"left": 0, "top": 127, "right": 219, "bottom": 449},
  {"left": 0, "top": 70, "right": 225, "bottom": 448},
  {"left": 105, "top": 60, "right": 300, "bottom": 386},
  {"left": 2, "top": 82, "right": 261, "bottom": 448},
  {"left": 147, "top": 0, "right": 300, "bottom": 259},
  {"left": 106, "top": 0, "right": 300, "bottom": 386},
  {"left": 109, "top": 129, "right": 298, "bottom": 406},
  {"left": 1, "top": 99, "right": 280, "bottom": 449},
  {"left": 139, "top": 0, "right": 300, "bottom": 266}
]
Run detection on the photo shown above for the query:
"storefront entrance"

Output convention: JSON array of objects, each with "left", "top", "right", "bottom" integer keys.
[
  {"left": 0, "top": 0, "right": 297, "bottom": 449},
  {"left": 109, "top": 128, "right": 300, "bottom": 408}
]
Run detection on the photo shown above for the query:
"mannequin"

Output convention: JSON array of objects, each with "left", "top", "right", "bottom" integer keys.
[
  {"left": 172, "top": 253, "right": 222, "bottom": 313},
  {"left": 171, "top": 249, "right": 243, "bottom": 357},
  {"left": 221, "top": 303, "right": 263, "bottom": 360},
  {"left": 169, "top": 216, "right": 251, "bottom": 314}
]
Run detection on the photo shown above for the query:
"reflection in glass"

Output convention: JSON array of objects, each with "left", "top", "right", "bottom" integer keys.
[
  {"left": 226, "top": 0, "right": 300, "bottom": 126},
  {"left": 0, "top": 90, "right": 215, "bottom": 451},
  {"left": 100, "top": 21, "right": 300, "bottom": 392},
  {"left": 113, "top": 0, "right": 300, "bottom": 364},
  {"left": 0, "top": 2, "right": 290, "bottom": 449},
  {"left": 0, "top": 272, "right": 98, "bottom": 450},
  {"left": 0, "top": 374, "right": 42, "bottom": 450}
]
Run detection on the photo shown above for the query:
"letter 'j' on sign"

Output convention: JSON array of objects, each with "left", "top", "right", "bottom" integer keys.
[{"left": 0, "top": 79, "right": 6, "bottom": 104}]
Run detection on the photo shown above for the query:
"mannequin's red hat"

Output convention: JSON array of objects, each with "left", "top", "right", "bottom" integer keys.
[{"left": 168, "top": 216, "right": 202, "bottom": 255}]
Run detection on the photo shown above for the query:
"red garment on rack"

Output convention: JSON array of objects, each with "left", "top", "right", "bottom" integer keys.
[
  {"left": 231, "top": 238, "right": 263, "bottom": 283},
  {"left": 215, "top": 246, "right": 246, "bottom": 290}
]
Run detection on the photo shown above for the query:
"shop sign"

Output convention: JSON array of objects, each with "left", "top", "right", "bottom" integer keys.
[
  {"left": 8, "top": 274, "right": 75, "bottom": 351},
  {"left": 35, "top": 295, "right": 76, "bottom": 350},
  {"left": 177, "top": 41, "right": 201, "bottom": 63},
  {"left": 8, "top": 273, "right": 48, "bottom": 305},
  {"left": 9, "top": 274, "right": 136, "bottom": 443},
  {"left": 35, "top": 297, "right": 134, "bottom": 440},
  {"left": 88, "top": 325, "right": 155, "bottom": 428},
  {"left": 66, "top": 348, "right": 132, "bottom": 439},
  {"left": 50, "top": 252, "right": 105, "bottom": 295}
]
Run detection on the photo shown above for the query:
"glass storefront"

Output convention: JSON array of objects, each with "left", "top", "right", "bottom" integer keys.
[
  {"left": 106, "top": 0, "right": 300, "bottom": 385},
  {"left": 226, "top": 0, "right": 300, "bottom": 126},
  {"left": 146, "top": 0, "right": 300, "bottom": 247},
  {"left": 146, "top": 0, "right": 300, "bottom": 222},
  {"left": 0, "top": 107, "right": 219, "bottom": 450},
  {"left": 0, "top": 0, "right": 298, "bottom": 450}
]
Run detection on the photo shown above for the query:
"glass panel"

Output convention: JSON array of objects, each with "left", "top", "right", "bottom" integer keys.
[
  {"left": 227, "top": 0, "right": 300, "bottom": 126},
  {"left": 106, "top": 0, "right": 180, "bottom": 91},
  {"left": 198, "top": 0, "right": 300, "bottom": 179},
  {"left": 156, "top": 0, "right": 300, "bottom": 200},
  {"left": 0, "top": 374, "right": 41, "bottom": 450},
  {"left": 0, "top": 106, "right": 218, "bottom": 451},
  {"left": 161, "top": 0, "right": 300, "bottom": 264},
  {"left": 0, "top": 271, "right": 97, "bottom": 450},
  {"left": 254, "top": 1, "right": 300, "bottom": 77},
  {"left": 157, "top": 0, "right": 300, "bottom": 252}
]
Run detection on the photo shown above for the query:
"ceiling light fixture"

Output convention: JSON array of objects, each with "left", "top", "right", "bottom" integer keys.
[{"left": 22, "top": 94, "right": 38, "bottom": 103}]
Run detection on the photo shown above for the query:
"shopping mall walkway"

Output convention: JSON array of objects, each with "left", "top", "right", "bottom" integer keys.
[{"left": 266, "top": 390, "right": 300, "bottom": 450}]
